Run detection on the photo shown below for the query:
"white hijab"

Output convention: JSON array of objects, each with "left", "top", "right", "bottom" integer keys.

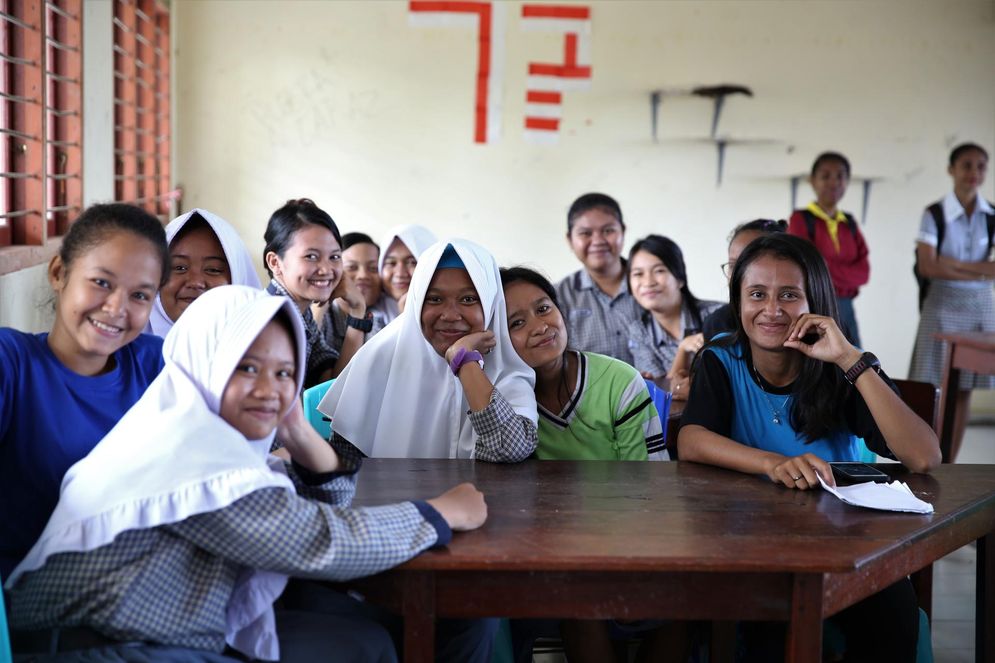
[
  {"left": 8, "top": 286, "right": 306, "bottom": 661},
  {"left": 377, "top": 224, "right": 438, "bottom": 320},
  {"left": 146, "top": 208, "right": 262, "bottom": 337},
  {"left": 319, "top": 238, "right": 537, "bottom": 459}
]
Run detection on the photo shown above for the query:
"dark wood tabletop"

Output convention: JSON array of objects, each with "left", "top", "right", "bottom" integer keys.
[{"left": 350, "top": 459, "right": 995, "bottom": 662}]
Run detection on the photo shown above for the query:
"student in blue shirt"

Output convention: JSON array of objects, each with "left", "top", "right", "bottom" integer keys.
[
  {"left": 0, "top": 203, "right": 169, "bottom": 578},
  {"left": 679, "top": 233, "right": 940, "bottom": 662}
]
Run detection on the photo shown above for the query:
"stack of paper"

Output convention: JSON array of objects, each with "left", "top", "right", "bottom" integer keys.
[{"left": 817, "top": 475, "right": 934, "bottom": 514}]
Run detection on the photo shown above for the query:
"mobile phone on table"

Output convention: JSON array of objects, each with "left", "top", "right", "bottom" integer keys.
[{"left": 830, "top": 462, "right": 890, "bottom": 484}]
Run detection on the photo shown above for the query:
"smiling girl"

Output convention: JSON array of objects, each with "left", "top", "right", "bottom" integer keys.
[
  {"left": 146, "top": 208, "right": 260, "bottom": 338},
  {"left": 378, "top": 224, "right": 437, "bottom": 319},
  {"left": 678, "top": 233, "right": 939, "bottom": 663},
  {"left": 263, "top": 199, "right": 367, "bottom": 387},
  {"left": 502, "top": 267, "right": 663, "bottom": 461},
  {"left": 320, "top": 239, "right": 537, "bottom": 461},
  {"left": 555, "top": 193, "right": 642, "bottom": 364},
  {"left": 626, "top": 235, "right": 721, "bottom": 399},
  {"left": 787, "top": 152, "right": 869, "bottom": 347},
  {"left": 7, "top": 286, "right": 487, "bottom": 662},
  {"left": 0, "top": 203, "right": 169, "bottom": 578}
]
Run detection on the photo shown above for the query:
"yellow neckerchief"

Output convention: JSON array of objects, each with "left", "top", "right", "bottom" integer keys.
[{"left": 806, "top": 202, "right": 848, "bottom": 253}]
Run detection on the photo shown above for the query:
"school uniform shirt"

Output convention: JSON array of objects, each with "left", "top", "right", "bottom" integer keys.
[
  {"left": 145, "top": 208, "right": 262, "bottom": 338},
  {"left": 536, "top": 351, "right": 664, "bottom": 461},
  {"left": 680, "top": 340, "right": 897, "bottom": 463},
  {"left": 909, "top": 192, "right": 995, "bottom": 389},
  {"left": 788, "top": 204, "right": 870, "bottom": 298},
  {"left": 626, "top": 299, "right": 723, "bottom": 378},
  {"left": 7, "top": 286, "right": 450, "bottom": 661},
  {"left": 320, "top": 239, "right": 538, "bottom": 461},
  {"left": 0, "top": 329, "right": 164, "bottom": 579},
  {"left": 916, "top": 192, "right": 995, "bottom": 291},
  {"left": 555, "top": 267, "right": 643, "bottom": 365},
  {"left": 267, "top": 279, "right": 339, "bottom": 388}
]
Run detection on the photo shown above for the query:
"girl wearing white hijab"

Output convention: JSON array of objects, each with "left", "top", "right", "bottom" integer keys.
[
  {"left": 377, "top": 223, "right": 438, "bottom": 320},
  {"left": 321, "top": 239, "right": 539, "bottom": 461},
  {"left": 7, "top": 286, "right": 487, "bottom": 662},
  {"left": 146, "top": 208, "right": 261, "bottom": 338}
]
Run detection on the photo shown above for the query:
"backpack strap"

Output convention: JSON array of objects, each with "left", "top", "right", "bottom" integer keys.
[
  {"left": 927, "top": 202, "right": 945, "bottom": 252},
  {"left": 985, "top": 202, "right": 995, "bottom": 252},
  {"left": 801, "top": 209, "right": 817, "bottom": 242},
  {"left": 841, "top": 212, "right": 859, "bottom": 241}
]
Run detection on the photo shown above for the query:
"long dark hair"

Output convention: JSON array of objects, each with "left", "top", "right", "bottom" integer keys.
[
  {"left": 627, "top": 234, "right": 705, "bottom": 330},
  {"left": 721, "top": 233, "right": 847, "bottom": 443}
]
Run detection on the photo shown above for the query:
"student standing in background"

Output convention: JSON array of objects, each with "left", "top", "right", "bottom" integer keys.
[
  {"left": 788, "top": 152, "right": 869, "bottom": 347},
  {"left": 555, "top": 193, "right": 642, "bottom": 365}
]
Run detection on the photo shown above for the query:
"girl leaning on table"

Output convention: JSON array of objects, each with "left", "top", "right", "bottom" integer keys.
[
  {"left": 6, "top": 286, "right": 487, "bottom": 663},
  {"left": 501, "top": 266, "right": 685, "bottom": 663},
  {"left": 678, "top": 233, "right": 940, "bottom": 662},
  {"left": 319, "top": 238, "right": 538, "bottom": 462}
]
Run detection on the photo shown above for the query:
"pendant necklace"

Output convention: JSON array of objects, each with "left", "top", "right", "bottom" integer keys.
[{"left": 752, "top": 363, "right": 791, "bottom": 425}]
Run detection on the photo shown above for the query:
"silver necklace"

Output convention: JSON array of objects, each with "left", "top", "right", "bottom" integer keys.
[{"left": 752, "top": 363, "right": 791, "bottom": 425}]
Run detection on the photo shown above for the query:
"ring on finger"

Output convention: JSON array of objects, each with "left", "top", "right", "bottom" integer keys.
[{"left": 792, "top": 475, "right": 802, "bottom": 481}]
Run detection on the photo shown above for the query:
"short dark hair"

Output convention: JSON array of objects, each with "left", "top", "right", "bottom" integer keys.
[
  {"left": 60, "top": 203, "right": 169, "bottom": 286},
  {"left": 810, "top": 151, "right": 851, "bottom": 178},
  {"left": 949, "top": 142, "right": 989, "bottom": 167},
  {"left": 262, "top": 198, "right": 342, "bottom": 278},
  {"left": 724, "top": 233, "right": 845, "bottom": 443},
  {"left": 499, "top": 266, "right": 560, "bottom": 310},
  {"left": 567, "top": 193, "right": 624, "bottom": 233},
  {"left": 728, "top": 218, "right": 787, "bottom": 246},
  {"left": 628, "top": 234, "right": 706, "bottom": 329},
  {"left": 341, "top": 232, "right": 378, "bottom": 252}
]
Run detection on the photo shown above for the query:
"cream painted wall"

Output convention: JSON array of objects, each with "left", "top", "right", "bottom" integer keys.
[{"left": 173, "top": 0, "right": 995, "bottom": 394}]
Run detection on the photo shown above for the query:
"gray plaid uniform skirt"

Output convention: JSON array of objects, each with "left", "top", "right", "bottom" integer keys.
[{"left": 909, "top": 282, "right": 995, "bottom": 390}]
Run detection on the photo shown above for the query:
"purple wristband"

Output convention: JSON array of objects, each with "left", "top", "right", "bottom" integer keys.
[{"left": 449, "top": 347, "right": 484, "bottom": 376}]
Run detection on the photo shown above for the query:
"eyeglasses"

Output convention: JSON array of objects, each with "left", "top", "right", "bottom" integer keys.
[{"left": 721, "top": 262, "right": 733, "bottom": 278}]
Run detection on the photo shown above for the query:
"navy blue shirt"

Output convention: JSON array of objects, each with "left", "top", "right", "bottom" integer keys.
[{"left": 0, "top": 329, "right": 164, "bottom": 578}]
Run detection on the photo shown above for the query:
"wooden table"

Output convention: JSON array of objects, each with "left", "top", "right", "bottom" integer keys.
[
  {"left": 936, "top": 332, "right": 995, "bottom": 462},
  {"left": 349, "top": 460, "right": 995, "bottom": 663}
]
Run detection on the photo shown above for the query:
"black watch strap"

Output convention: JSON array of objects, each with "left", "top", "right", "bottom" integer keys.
[
  {"left": 843, "top": 351, "right": 880, "bottom": 385},
  {"left": 346, "top": 314, "right": 374, "bottom": 333}
]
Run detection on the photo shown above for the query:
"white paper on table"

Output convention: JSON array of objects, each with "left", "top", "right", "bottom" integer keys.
[{"left": 817, "top": 474, "right": 934, "bottom": 514}]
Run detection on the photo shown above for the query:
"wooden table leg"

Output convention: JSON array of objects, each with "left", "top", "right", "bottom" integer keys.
[
  {"left": 978, "top": 533, "right": 994, "bottom": 663},
  {"left": 938, "top": 342, "right": 960, "bottom": 464},
  {"left": 786, "top": 574, "right": 823, "bottom": 663},
  {"left": 402, "top": 572, "right": 435, "bottom": 663}
]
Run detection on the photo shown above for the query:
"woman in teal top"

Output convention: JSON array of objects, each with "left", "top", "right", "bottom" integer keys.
[
  {"left": 500, "top": 267, "right": 663, "bottom": 461},
  {"left": 678, "top": 233, "right": 940, "bottom": 663}
]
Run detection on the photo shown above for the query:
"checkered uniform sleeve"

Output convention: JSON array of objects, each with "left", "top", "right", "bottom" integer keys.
[
  {"left": 166, "top": 487, "right": 447, "bottom": 581},
  {"left": 469, "top": 388, "right": 537, "bottom": 463},
  {"left": 283, "top": 434, "right": 365, "bottom": 504}
]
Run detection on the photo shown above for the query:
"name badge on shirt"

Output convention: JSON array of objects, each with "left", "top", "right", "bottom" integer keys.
[{"left": 568, "top": 308, "right": 593, "bottom": 321}]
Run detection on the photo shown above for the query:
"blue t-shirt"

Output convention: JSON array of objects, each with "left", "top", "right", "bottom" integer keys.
[
  {"left": 681, "top": 340, "right": 895, "bottom": 463},
  {"left": 0, "top": 329, "right": 164, "bottom": 578}
]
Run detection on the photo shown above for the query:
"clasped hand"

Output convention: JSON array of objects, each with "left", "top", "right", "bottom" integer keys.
[
  {"left": 782, "top": 314, "right": 861, "bottom": 370},
  {"left": 444, "top": 330, "right": 497, "bottom": 365}
]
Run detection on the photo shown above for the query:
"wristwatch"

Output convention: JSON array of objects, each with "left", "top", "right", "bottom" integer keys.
[
  {"left": 843, "top": 351, "right": 881, "bottom": 385},
  {"left": 449, "top": 347, "right": 485, "bottom": 376},
  {"left": 345, "top": 313, "right": 374, "bottom": 333}
]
